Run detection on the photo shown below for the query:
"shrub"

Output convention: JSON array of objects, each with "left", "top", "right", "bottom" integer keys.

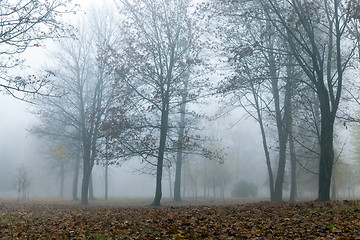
[{"left": 232, "top": 180, "right": 258, "bottom": 198}]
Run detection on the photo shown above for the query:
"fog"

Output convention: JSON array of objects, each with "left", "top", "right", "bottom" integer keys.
[
  {"left": 0, "top": 91, "right": 268, "bottom": 199},
  {"left": 1, "top": 0, "right": 360, "bottom": 206},
  {"left": 0, "top": 93, "right": 153, "bottom": 197}
]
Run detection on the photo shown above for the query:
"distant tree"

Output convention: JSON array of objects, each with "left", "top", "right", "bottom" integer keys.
[
  {"left": 31, "top": 113, "right": 82, "bottom": 201},
  {"left": 290, "top": 88, "right": 321, "bottom": 200},
  {"left": 330, "top": 146, "right": 358, "bottom": 199},
  {"left": 183, "top": 139, "right": 229, "bottom": 198},
  {"left": 33, "top": 9, "right": 118, "bottom": 205},
  {"left": 205, "top": 162, "right": 231, "bottom": 198},
  {"left": 173, "top": 73, "right": 190, "bottom": 202},
  {"left": 204, "top": 144, "right": 230, "bottom": 198},
  {"left": 98, "top": 104, "right": 135, "bottom": 200},
  {"left": 49, "top": 144, "right": 70, "bottom": 198},
  {"left": 14, "top": 165, "right": 31, "bottom": 202}
]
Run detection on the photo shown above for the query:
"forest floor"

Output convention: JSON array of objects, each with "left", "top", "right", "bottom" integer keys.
[{"left": 1, "top": 198, "right": 360, "bottom": 239}]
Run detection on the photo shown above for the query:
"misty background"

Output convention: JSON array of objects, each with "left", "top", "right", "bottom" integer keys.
[
  {"left": 0, "top": 0, "right": 359, "bottom": 204},
  {"left": 0, "top": 92, "right": 267, "bottom": 198}
]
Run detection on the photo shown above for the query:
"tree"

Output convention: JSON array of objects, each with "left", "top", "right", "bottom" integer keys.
[
  {"left": 213, "top": 0, "right": 297, "bottom": 201},
  {"left": 259, "top": 0, "right": 357, "bottom": 201},
  {"left": 173, "top": 74, "right": 189, "bottom": 202},
  {"left": 33, "top": 8, "right": 118, "bottom": 205},
  {"left": 98, "top": 93, "right": 136, "bottom": 200},
  {"left": 14, "top": 164, "right": 31, "bottom": 202},
  {"left": 31, "top": 112, "right": 83, "bottom": 200},
  {"left": 49, "top": 144, "right": 70, "bottom": 198},
  {"left": 112, "top": 0, "right": 202, "bottom": 206}
]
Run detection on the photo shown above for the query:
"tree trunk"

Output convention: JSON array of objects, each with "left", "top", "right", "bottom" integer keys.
[
  {"left": 60, "top": 160, "right": 65, "bottom": 198},
  {"left": 81, "top": 167, "right": 90, "bottom": 205},
  {"left": 194, "top": 181, "right": 198, "bottom": 198},
  {"left": 183, "top": 158, "right": 186, "bottom": 198},
  {"left": 174, "top": 85, "right": 187, "bottom": 202},
  {"left": 174, "top": 147, "right": 183, "bottom": 201},
  {"left": 89, "top": 173, "right": 95, "bottom": 200},
  {"left": 269, "top": 40, "right": 293, "bottom": 202},
  {"left": 105, "top": 160, "right": 109, "bottom": 201},
  {"left": 151, "top": 101, "right": 170, "bottom": 206},
  {"left": 316, "top": 3, "right": 341, "bottom": 202},
  {"left": 81, "top": 144, "right": 91, "bottom": 205},
  {"left": 105, "top": 138, "right": 109, "bottom": 201},
  {"left": 274, "top": 53, "right": 294, "bottom": 201},
  {"left": 317, "top": 107, "right": 334, "bottom": 201},
  {"left": 289, "top": 118, "right": 297, "bottom": 201},
  {"left": 273, "top": 97, "right": 293, "bottom": 201},
  {"left": 89, "top": 134, "right": 98, "bottom": 201},
  {"left": 259, "top": 111, "right": 274, "bottom": 200},
  {"left": 72, "top": 155, "right": 80, "bottom": 201},
  {"left": 273, "top": 136, "right": 287, "bottom": 201},
  {"left": 331, "top": 177, "right": 337, "bottom": 200},
  {"left": 252, "top": 83, "right": 274, "bottom": 200},
  {"left": 284, "top": 54, "right": 296, "bottom": 202},
  {"left": 168, "top": 169, "right": 173, "bottom": 198},
  {"left": 221, "top": 178, "right": 225, "bottom": 199},
  {"left": 268, "top": 39, "right": 283, "bottom": 201}
]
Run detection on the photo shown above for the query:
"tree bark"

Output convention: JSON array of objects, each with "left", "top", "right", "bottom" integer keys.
[
  {"left": 316, "top": 105, "right": 334, "bottom": 201},
  {"left": 105, "top": 160, "right": 109, "bottom": 201},
  {"left": 81, "top": 144, "right": 92, "bottom": 205},
  {"left": 174, "top": 83, "right": 187, "bottom": 202},
  {"left": 331, "top": 174, "right": 337, "bottom": 200},
  {"left": 252, "top": 83, "right": 274, "bottom": 200},
  {"left": 81, "top": 169, "right": 90, "bottom": 205},
  {"left": 289, "top": 119, "right": 297, "bottom": 202},
  {"left": 89, "top": 173, "right": 95, "bottom": 200},
  {"left": 151, "top": 99, "right": 170, "bottom": 206},
  {"left": 268, "top": 39, "right": 292, "bottom": 202},
  {"left": 60, "top": 160, "right": 65, "bottom": 198},
  {"left": 168, "top": 168, "right": 173, "bottom": 198},
  {"left": 105, "top": 138, "right": 110, "bottom": 201},
  {"left": 72, "top": 155, "right": 81, "bottom": 201},
  {"left": 273, "top": 131, "right": 288, "bottom": 202}
]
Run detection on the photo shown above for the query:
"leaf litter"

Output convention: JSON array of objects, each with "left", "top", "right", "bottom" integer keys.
[{"left": 1, "top": 200, "right": 360, "bottom": 239}]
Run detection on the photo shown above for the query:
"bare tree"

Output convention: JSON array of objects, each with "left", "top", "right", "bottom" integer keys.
[
  {"left": 212, "top": 0, "right": 297, "bottom": 201},
  {"left": 258, "top": 0, "right": 357, "bottom": 201},
  {"left": 33, "top": 8, "right": 118, "bottom": 205},
  {"left": 112, "top": 0, "right": 203, "bottom": 206},
  {"left": 14, "top": 164, "right": 31, "bottom": 202},
  {"left": 31, "top": 111, "right": 82, "bottom": 201},
  {"left": 49, "top": 144, "right": 71, "bottom": 198}
]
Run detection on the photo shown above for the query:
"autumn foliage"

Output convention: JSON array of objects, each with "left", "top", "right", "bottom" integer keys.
[{"left": 1, "top": 200, "right": 360, "bottom": 239}]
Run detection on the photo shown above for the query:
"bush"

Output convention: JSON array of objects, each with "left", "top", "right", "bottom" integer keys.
[{"left": 232, "top": 180, "right": 258, "bottom": 198}]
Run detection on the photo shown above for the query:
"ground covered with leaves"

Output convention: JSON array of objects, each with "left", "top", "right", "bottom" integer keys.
[{"left": 1, "top": 199, "right": 360, "bottom": 239}]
